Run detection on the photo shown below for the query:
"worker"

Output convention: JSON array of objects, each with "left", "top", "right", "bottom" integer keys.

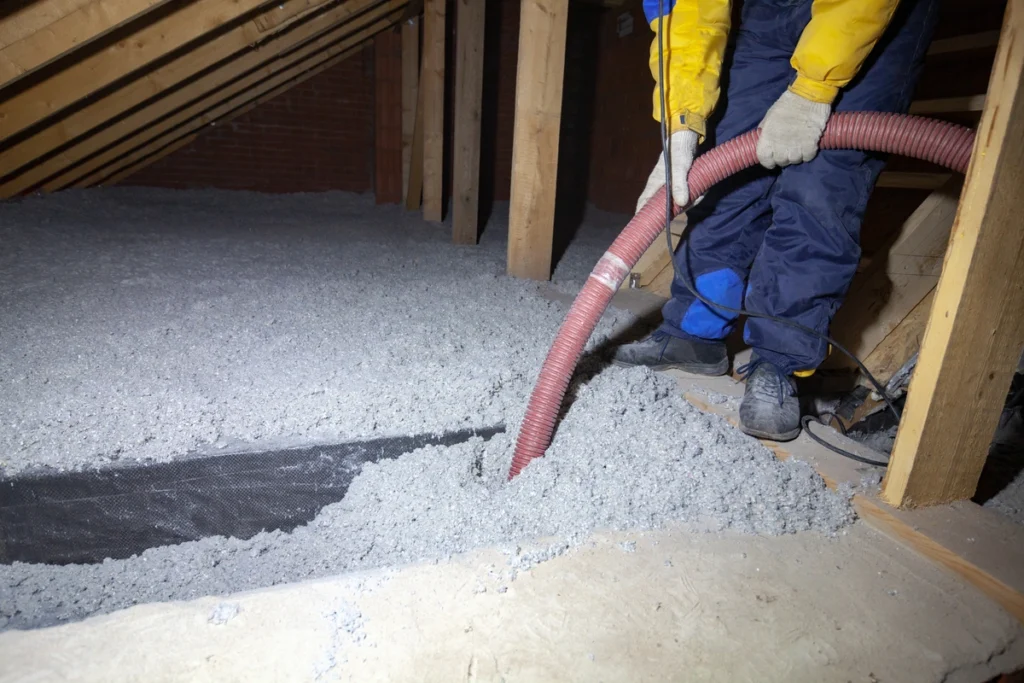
[{"left": 611, "top": 0, "right": 939, "bottom": 441}]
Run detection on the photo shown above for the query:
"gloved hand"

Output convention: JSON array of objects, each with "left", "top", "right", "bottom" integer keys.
[
  {"left": 756, "top": 90, "right": 831, "bottom": 169},
  {"left": 636, "top": 129, "right": 699, "bottom": 214}
]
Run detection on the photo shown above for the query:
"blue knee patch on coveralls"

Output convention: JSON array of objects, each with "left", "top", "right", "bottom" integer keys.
[
  {"left": 656, "top": 0, "right": 938, "bottom": 372},
  {"left": 679, "top": 268, "right": 744, "bottom": 339}
]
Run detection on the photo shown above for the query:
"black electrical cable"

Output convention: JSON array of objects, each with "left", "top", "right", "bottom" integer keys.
[{"left": 655, "top": 1, "right": 896, "bottom": 466}]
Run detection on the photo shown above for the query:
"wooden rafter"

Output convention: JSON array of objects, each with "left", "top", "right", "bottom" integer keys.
[
  {"left": 0, "top": 0, "right": 402, "bottom": 196},
  {"left": 0, "top": 0, "right": 173, "bottom": 88},
  {"left": 507, "top": 0, "right": 569, "bottom": 280},
  {"left": 883, "top": 1, "right": 1024, "bottom": 508},
  {"left": 77, "top": 15, "right": 402, "bottom": 188},
  {"left": 97, "top": 42, "right": 372, "bottom": 187},
  {"left": 0, "top": 0, "right": 278, "bottom": 144},
  {"left": 37, "top": 1, "right": 410, "bottom": 192}
]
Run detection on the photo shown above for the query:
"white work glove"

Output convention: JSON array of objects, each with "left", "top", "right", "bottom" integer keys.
[
  {"left": 756, "top": 90, "right": 831, "bottom": 169},
  {"left": 636, "top": 129, "right": 699, "bottom": 214}
]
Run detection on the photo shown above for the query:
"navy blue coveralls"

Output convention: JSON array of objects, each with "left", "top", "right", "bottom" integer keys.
[{"left": 656, "top": 0, "right": 939, "bottom": 375}]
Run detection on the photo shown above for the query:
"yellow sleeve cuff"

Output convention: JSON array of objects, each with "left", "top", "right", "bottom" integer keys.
[
  {"left": 788, "top": 75, "right": 839, "bottom": 105},
  {"left": 668, "top": 111, "right": 708, "bottom": 140}
]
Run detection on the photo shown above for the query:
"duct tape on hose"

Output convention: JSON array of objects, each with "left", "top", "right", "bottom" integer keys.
[{"left": 589, "top": 251, "right": 631, "bottom": 292}]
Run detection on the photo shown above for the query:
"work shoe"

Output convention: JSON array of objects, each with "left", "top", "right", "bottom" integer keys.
[
  {"left": 610, "top": 330, "right": 728, "bottom": 375},
  {"left": 738, "top": 357, "right": 801, "bottom": 441}
]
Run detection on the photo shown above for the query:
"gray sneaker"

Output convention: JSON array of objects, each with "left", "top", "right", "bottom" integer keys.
[
  {"left": 610, "top": 330, "right": 728, "bottom": 375},
  {"left": 738, "top": 358, "right": 801, "bottom": 441}
]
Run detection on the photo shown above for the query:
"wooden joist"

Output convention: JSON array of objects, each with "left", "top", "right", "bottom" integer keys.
[
  {"left": 420, "top": 0, "right": 446, "bottom": 222},
  {"left": 909, "top": 95, "right": 987, "bottom": 114},
  {"left": 876, "top": 172, "right": 953, "bottom": 190},
  {"left": 926, "top": 30, "right": 1001, "bottom": 56},
  {"left": 883, "top": 2, "right": 1024, "bottom": 508},
  {"left": 451, "top": 0, "right": 486, "bottom": 245},
  {"left": 98, "top": 42, "right": 370, "bottom": 187},
  {"left": 828, "top": 177, "right": 963, "bottom": 368},
  {"left": 0, "top": 0, "right": 172, "bottom": 89},
  {"left": 0, "top": 0, "right": 276, "bottom": 144},
  {"left": 75, "top": 17, "right": 399, "bottom": 188},
  {"left": 0, "top": 0, "right": 403, "bottom": 196},
  {"left": 507, "top": 0, "right": 569, "bottom": 280},
  {"left": 401, "top": 16, "right": 420, "bottom": 200},
  {"left": 405, "top": 58, "right": 426, "bottom": 210}
]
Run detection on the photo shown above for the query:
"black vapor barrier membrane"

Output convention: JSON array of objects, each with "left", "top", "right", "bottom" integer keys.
[{"left": 0, "top": 426, "right": 505, "bottom": 566}]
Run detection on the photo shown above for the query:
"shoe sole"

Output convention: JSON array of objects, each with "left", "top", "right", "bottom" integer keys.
[
  {"left": 609, "top": 357, "right": 729, "bottom": 376},
  {"left": 739, "top": 424, "right": 801, "bottom": 442}
]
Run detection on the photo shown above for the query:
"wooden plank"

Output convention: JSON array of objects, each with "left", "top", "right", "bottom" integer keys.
[
  {"left": 910, "top": 94, "right": 987, "bottom": 114},
  {"left": 99, "top": 43, "right": 368, "bottom": 187},
  {"left": 0, "top": 0, "right": 172, "bottom": 88},
  {"left": 99, "top": 132, "right": 199, "bottom": 187},
  {"left": 507, "top": 0, "right": 569, "bottom": 280},
  {"left": 252, "top": 0, "right": 330, "bottom": 32},
  {"left": 375, "top": 27, "right": 403, "bottom": 204},
  {"left": 862, "top": 288, "right": 935, "bottom": 382},
  {"left": 401, "top": 16, "right": 420, "bottom": 200},
  {"left": 927, "top": 30, "right": 1001, "bottom": 56},
  {"left": 420, "top": 0, "right": 446, "bottom": 222},
  {"left": 451, "top": 0, "right": 485, "bottom": 245},
  {"left": 50, "top": 4, "right": 404, "bottom": 191},
  {"left": 679, "top": 376, "right": 1024, "bottom": 625},
  {"left": 883, "top": 2, "right": 1024, "bottom": 509},
  {"left": 876, "top": 171, "right": 953, "bottom": 189},
  {"left": 73, "top": 20, "right": 394, "bottom": 189},
  {"left": 0, "top": 0, "right": 275, "bottom": 144},
  {"left": 828, "top": 177, "right": 963, "bottom": 367},
  {"left": 404, "top": 60, "right": 426, "bottom": 210},
  {"left": 855, "top": 499, "right": 1024, "bottom": 623},
  {"left": 0, "top": 0, "right": 94, "bottom": 47},
  {"left": 0, "top": 0, "right": 399, "bottom": 196}
]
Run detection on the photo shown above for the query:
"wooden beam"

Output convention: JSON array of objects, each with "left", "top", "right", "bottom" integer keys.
[
  {"left": 876, "top": 171, "right": 953, "bottom": 190},
  {"left": 828, "top": 177, "right": 963, "bottom": 367},
  {"left": 401, "top": 16, "right": 420, "bottom": 200},
  {"left": 909, "top": 95, "right": 987, "bottom": 114},
  {"left": 0, "top": 0, "right": 399, "bottom": 196},
  {"left": 927, "top": 30, "right": 1001, "bottom": 56},
  {"left": 420, "top": 0, "right": 446, "bottom": 222},
  {"left": 507, "top": 0, "right": 568, "bottom": 280},
  {"left": 451, "top": 0, "right": 486, "bottom": 245},
  {"left": 883, "top": 2, "right": 1024, "bottom": 509},
  {"left": 251, "top": 0, "right": 331, "bottom": 33},
  {"left": 0, "top": 1, "right": 94, "bottom": 47},
  {"left": 375, "top": 27, "right": 403, "bottom": 204},
  {"left": 0, "top": 0, "right": 173, "bottom": 88},
  {"left": 99, "top": 132, "right": 198, "bottom": 187},
  {"left": 73, "top": 19, "right": 395, "bottom": 189},
  {"left": 405, "top": 60, "right": 425, "bottom": 209},
  {"left": 99, "top": 43, "right": 368, "bottom": 187},
  {"left": 0, "top": 0, "right": 275, "bottom": 144},
  {"left": 862, "top": 288, "right": 936, "bottom": 383}
]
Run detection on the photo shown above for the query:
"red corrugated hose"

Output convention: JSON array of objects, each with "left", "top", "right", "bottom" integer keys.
[{"left": 508, "top": 112, "right": 976, "bottom": 480}]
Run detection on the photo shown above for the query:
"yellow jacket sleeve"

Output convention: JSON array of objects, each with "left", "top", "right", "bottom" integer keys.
[
  {"left": 790, "top": 0, "right": 902, "bottom": 104},
  {"left": 646, "top": 0, "right": 731, "bottom": 140}
]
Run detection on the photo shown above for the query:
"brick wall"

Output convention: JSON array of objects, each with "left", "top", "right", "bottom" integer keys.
[
  {"left": 587, "top": 1, "right": 666, "bottom": 214},
  {"left": 119, "top": 45, "right": 376, "bottom": 194},
  {"left": 375, "top": 27, "right": 403, "bottom": 204}
]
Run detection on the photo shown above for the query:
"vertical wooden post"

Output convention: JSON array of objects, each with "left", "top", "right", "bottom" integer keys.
[
  {"left": 451, "top": 0, "right": 486, "bottom": 244},
  {"left": 421, "top": 0, "right": 446, "bottom": 222},
  {"left": 882, "top": 1, "right": 1024, "bottom": 508},
  {"left": 374, "top": 28, "right": 403, "bottom": 204},
  {"left": 401, "top": 16, "right": 420, "bottom": 200},
  {"left": 507, "top": 0, "right": 568, "bottom": 280}
]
